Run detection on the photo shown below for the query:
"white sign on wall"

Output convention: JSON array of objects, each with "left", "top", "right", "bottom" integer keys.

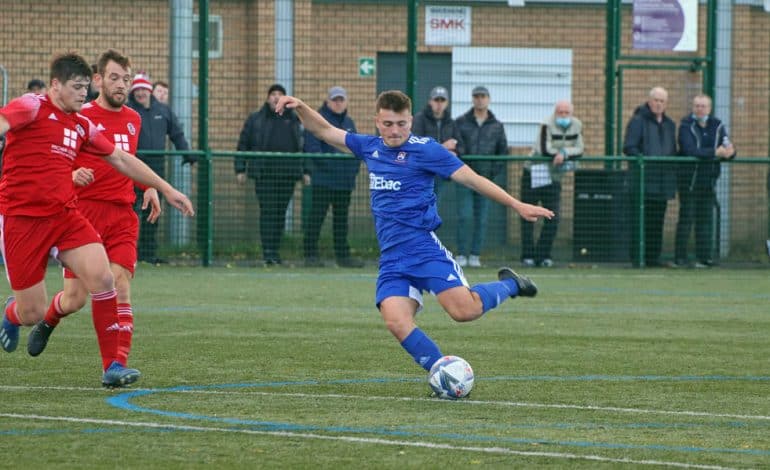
[
  {"left": 425, "top": 6, "right": 471, "bottom": 46},
  {"left": 632, "top": 0, "right": 698, "bottom": 52}
]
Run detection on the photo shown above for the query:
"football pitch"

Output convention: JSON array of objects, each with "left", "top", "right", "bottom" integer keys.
[{"left": 0, "top": 266, "right": 767, "bottom": 469}]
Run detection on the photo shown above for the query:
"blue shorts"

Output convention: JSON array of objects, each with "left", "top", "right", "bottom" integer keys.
[{"left": 375, "top": 231, "right": 468, "bottom": 311}]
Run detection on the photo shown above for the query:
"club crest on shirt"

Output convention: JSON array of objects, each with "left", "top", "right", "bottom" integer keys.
[
  {"left": 127, "top": 123, "right": 136, "bottom": 135},
  {"left": 75, "top": 124, "right": 86, "bottom": 137},
  {"left": 396, "top": 151, "right": 407, "bottom": 163}
]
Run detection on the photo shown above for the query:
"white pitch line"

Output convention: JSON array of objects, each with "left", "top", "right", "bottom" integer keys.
[
  {"left": 2, "top": 384, "right": 769, "bottom": 421},
  {"left": 0, "top": 413, "right": 742, "bottom": 470}
]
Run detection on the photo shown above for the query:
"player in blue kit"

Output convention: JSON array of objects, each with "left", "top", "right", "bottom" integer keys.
[{"left": 276, "top": 91, "right": 554, "bottom": 371}]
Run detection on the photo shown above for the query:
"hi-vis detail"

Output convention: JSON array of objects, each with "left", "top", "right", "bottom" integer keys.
[{"left": 369, "top": 172, "right": 402, "bottom": 191}]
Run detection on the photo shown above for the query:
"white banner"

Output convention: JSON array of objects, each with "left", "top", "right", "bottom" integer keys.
[{"left": 425, "top": 6, "right": 471, "bottom": 46}]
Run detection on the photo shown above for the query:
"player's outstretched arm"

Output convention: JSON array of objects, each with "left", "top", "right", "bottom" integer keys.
[
  {"left": 275, "top": 95, "right": 350, "bottom": 153},
  {"left": 104, "top": 148, "right": 195, "bottom": 216},
  {"left": 450, "top": 165, "right": 554, "bottom": 222}
]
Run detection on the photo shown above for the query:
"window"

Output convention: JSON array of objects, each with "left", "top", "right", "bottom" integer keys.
[{"left": 193, "top": 14, "right": 223, "bottom": 59}]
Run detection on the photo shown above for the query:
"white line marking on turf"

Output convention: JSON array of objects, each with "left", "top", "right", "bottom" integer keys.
[
  {"left": 0, "top": 413, "right": 741, "bottom": 470},
  {"left": 2, "top": 385, "right": 769, "bottom": 421}
]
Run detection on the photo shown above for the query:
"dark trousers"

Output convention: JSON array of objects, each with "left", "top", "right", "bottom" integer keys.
[
  {"left": 675, "top": 186, "right": 715, "bottom": 262},
  {"left": 520, "top": 170, "right": 561, "bottom": 262},
  {"left": 135, "top": 156, "right": 165, "bottom": 261},
  {"left": 256, "top": 177, "right": 297, "bottom": 261},
  {"left": 630, "top": 197, "right": 668, "bottom": 265},
  {"left": 303, "top": 186, "right": 353, "bottom": 260}
]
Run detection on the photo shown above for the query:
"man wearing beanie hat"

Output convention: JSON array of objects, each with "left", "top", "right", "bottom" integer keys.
[
  {"left": 234, "top": 83, "right": 303, "bottom": 266},
  {"left": 127, "top": 71, "right": 192, "bottom": 264}
]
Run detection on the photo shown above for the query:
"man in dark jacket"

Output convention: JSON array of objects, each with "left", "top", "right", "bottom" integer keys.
[
  {"left": 412, "top": 86, "right": 464, "bottom": 199},
  {"left": 675, "top": 94, "right": 735, "bottom": 267},
  {"left": 127, "top": 72, "right": 193, "bottom": 264},
  {"left": 235, "top": 83, "right": 303, "bottom": 266},
  {"left": 623, "top": 86, "right": 678, "bottom": 267},
  {"left": 302, "top": 86, "right": 362, "bottom": 268},
  {"left": 454, "top": 85, "right": 508, "bottom": 268}
]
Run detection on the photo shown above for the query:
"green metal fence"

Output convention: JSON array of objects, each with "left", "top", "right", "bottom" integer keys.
[{"left": 143, "top": 150, "right": 770, "bottom": 268}]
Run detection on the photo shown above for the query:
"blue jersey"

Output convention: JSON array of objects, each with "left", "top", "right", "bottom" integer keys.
[{"left": 345, "top": 133, "right": 464, "bottom": 252}]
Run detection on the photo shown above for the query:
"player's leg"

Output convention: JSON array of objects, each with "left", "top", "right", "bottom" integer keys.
[
  {"left": 376, "top": 269, "right": 443, "bottom": 371},
  {"left": 379, "top": 296, "right": 443, "bottom": 371},
  {"left": 1, "top": 281, "right": 47, "bottom": 353},
  {"left": 27, "top": 276, "right": 88, "bottom": 357},
  {"left": 112, "top": 262, "right": 134, "bottom": 366},
  {"left": 436, "top": 268, "right": 537, "bottom": 322},
  {"left": 59, "top": 243, "right": 139, "bottom": 386}
]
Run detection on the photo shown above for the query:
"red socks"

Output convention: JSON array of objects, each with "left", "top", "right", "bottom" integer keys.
[
  {"left": 43, "top": 291, "right": 65, "bottom": 327},
  {"left": 4, "top": 298, "right": 20, "bottom": 326},
  {"left": 91, "top": 289, "right": 119, "bottom": 371},
  {"left": 116, "top": 303, "right": 133, "bottom": 366}
]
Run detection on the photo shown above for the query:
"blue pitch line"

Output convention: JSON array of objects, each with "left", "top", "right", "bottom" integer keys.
[
  {"left": 558, "top": 285, "right": 770, "bottom": 300},
  {"left": 106, "top": 379, "right": 770, "bottom": 458}
]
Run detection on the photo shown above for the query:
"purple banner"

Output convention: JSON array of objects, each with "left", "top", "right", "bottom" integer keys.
[{"left": 633, "top": 0, "right": 697, "bottom": 51}]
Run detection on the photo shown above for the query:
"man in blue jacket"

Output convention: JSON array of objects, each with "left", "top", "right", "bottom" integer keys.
[
  {"left": 623, "top": 87, "right": 678, "bottom": 267},
  {"left": 303, "top": 86, "right": 363, "bottom": 267},
  {"left": 675, "top": 94, "right": 735, "bottom": 267},
  {"left": 127, "top": 73, "right": 193, "bottom": 264}
]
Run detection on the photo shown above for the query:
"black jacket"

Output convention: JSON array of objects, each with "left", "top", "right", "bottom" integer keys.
[
  {"left": 303, "top": 102, "right": 360, "bottom": 190},
  {"left": 455, "top": 108, "right": 508, "bottom": 179},
  {"left": 677, "top": 114, "right": 733, "bottom": 191},
  {"left": 412, "top": 104, "right": 465, "bottom": 157},
  {"left": 127, "top": 95, "right": 194, "bottom": 164},
  {"left": 234, "top": 103, "right": 303, "bottom": 181},
  {"left": 623, "top": 103, "right": 677, "bottom": 200}
]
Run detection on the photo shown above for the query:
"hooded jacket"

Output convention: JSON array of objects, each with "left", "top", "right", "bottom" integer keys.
[
  {"left": 303, "top": 102, "right": 360, "bottom": 190},
  {"left": 677, "top": 114, "right": 733, "bottom": 191},
  {"left": 623, "top": 103, "right": 677, "bottom": 200},
  {"left": 455, "top": 108, "right": 508, "bottom": 179}
]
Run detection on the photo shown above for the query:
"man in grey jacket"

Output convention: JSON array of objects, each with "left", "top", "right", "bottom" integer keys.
[
  {"left": 623, "top": 86, "right": 677, "bottom": 267},
  {"left": 454, "top": 86, "right": 508, "bottom": 268}
]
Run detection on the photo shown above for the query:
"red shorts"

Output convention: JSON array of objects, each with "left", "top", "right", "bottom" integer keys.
[
  {"left": 63, "top": 200, "right": 139, "bottom": 279},
  {"left": 1, "top": 209, "right": 102, "bottom": 290}
]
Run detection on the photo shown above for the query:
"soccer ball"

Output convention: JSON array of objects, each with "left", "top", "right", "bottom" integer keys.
[{"left": 428, "top": 355, "right": 474, "bottom": 399}]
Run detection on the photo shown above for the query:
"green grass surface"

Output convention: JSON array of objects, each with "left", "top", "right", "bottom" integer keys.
[{"left": 0, "top": 266, "right": 768, "bottom": 469}]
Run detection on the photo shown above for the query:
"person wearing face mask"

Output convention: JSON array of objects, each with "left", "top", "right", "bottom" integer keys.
[
  {"left": 520, "top": 100, "right": 584, "bottom": 268},
  {"left": 674, "top": 94, "right": 735, "bottom": 268},
  {"left": 234, "top": 83, "right": 303, "bottom": 266}
]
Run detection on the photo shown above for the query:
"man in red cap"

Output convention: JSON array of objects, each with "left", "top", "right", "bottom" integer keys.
[{"left": 127, "top": 72, "right": 193, "bottom": 264}]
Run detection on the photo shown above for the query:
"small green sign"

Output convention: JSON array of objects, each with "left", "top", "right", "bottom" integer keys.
[{"left": 358, "top": 57, "right": 376, "bottom": 77}]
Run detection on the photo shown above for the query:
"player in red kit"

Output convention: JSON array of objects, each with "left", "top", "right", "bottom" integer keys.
[
  {"left": 0, "top": 52, "right": 194, "bottom": 387},
  {"left": 25, "top": 50, "right": 162, "bottom": 381}
]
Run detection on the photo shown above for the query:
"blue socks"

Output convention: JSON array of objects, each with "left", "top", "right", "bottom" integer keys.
[
  {"left": 471, "top": 279, "right": 519, "bottom": 313},
  {"left": 400, "top": 328, "right": 443, "bottom": 371}
]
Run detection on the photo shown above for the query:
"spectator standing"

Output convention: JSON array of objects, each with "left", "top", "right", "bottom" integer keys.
[
  {"left": 127, "top": 72, "right": 193, "bottom": 264},
  {"left": 623, "top": 86, "right": 678, "bottom": 267},
  {"left": 303, "top": 86, "right": 363, "bottom": 268},
  {"left": 412, "top": 86, "right": 464, "bottom": 199},
  {"left": 152, "top": 80, "right": 169, "bottom": 105},
  {"left": 675, "top": 94, "right": 735, "bottom": 267},
  {"left": 521, "top": 100, "right": 584, "bottom": 267},
  {"left": 455, "top": 85, "right": 509, "bottom": 267},
  {"left": 235, "top": 83, "right": 303, "bottom": 266}
]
